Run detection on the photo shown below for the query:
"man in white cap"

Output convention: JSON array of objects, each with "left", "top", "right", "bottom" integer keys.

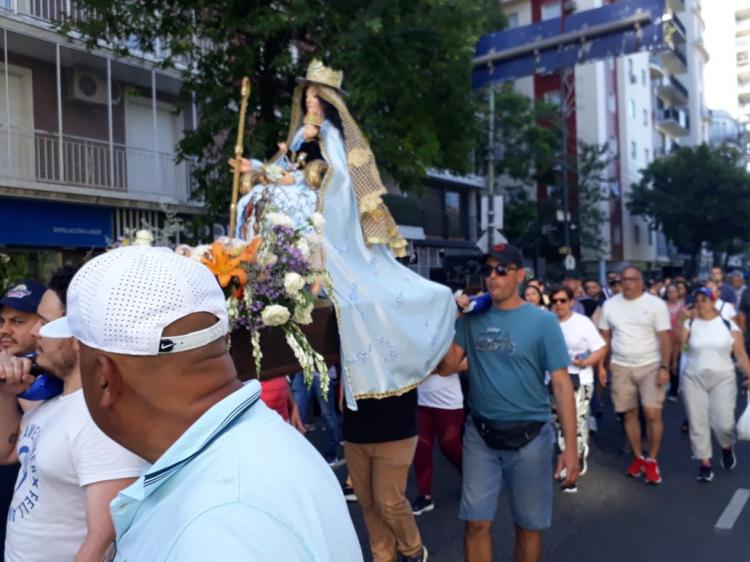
[
  {"left": 60, "top": 246, "right": 362, "bottom": 561},
  {"left": 0, "top": 266, "right": 147, "bottom": 562}
]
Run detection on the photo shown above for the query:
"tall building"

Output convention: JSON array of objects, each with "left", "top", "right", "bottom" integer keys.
[
  {"left": 736, "top": 4, "right": 750, "bottom": 123},
  {"left": 0, "top": 2, "right": 203, "bottom": 276},
  {"left": 498, "top": 0, "right": 707, "bottom": 272}
]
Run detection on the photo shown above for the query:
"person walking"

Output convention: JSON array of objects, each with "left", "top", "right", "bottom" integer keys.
[
  {"left": 437, "top": 243, "right": 578, "bottom": 562},
  {"left": 549, "top": 286, "right": 607, "bottom": 491},
  {"left": 664, "top": 283, "right": 686, "bottom": 403},
  {"left": 599, "top": 266, "right": 672, "bottom": 485},
  {"left": 411, "top": 369, "right": 465, "bottom": 516},
  {"left": 678, "top": 287, "right": 750, "bottom": 482}
]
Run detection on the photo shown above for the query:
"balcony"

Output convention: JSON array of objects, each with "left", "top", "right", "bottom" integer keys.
[
  {"left": 656, "top": 107, "right": 689, "bottom": 138},
  {"left": 739, "top": 80, "right": 750, "bottom": 102},
  {"left": 656, "top": 75, "right": 689, "bottom": 105},
  {"left": 660, "top": 42, "right": 687, "bottom": 75},
  {"left": 0, "top": 0, "right": 90, "bottom": 25},
  {"left": 0, "top": 126, "right": 193, "bottom": 203}
]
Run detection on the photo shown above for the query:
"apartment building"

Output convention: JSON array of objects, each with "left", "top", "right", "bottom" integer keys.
[
  {"left": 499, "top": 0, "right": 707, "bottom": 272},
  {"left": 737, "top": 4, "right": 750, "bottom": 123},
  {"left": 0, "top": 1, "right": 203, "bottom": 275}
]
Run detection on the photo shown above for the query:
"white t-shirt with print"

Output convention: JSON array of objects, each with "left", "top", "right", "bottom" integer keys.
[
  {"left": 5, "top": 389, "right": 147, "bottom": 562},
  {"left": 599, "top": 292, "right": 671, "bottom": 368},
  {"left": 683, "top": 316, "right": 739, "bottom": 376},
  {"left": 418, "top": 373, "right": 464, "bottom": 410},
  {"left": 559, "top": 312, "right": 606, "bottom": 386}
]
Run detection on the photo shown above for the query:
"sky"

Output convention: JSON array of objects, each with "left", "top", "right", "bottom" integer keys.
[{"left": 703, "top": 1, "right": 747, "bottom": 117}]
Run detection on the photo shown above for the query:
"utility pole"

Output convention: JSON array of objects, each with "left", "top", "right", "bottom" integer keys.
[
  {"left": 560, "top": 0, "right": 572, "bottom": 260},
  {"left": 487, "top": 84, "right": 496, "bottom": 247}
]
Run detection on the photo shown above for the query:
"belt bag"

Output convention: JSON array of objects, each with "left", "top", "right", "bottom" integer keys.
[{"left": 473, "top": 418, "right": 545, "bottom": 450}]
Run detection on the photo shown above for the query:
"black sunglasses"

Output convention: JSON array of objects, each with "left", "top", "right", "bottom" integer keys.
[
  {"left": 551, "top": 297, "right": 569, "bottom": 305},
  {"left": 481, "top": 264, "right": 518, "bottom": 277}
]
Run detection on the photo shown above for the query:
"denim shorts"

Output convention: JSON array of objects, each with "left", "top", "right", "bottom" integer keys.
[{"left": 459, "top": 416, "right": 554, "bottom": 529}]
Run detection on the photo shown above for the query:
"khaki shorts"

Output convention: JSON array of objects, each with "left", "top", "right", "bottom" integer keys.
[{"left": 610, "top": 362, "right": 665, "bottom": 413}]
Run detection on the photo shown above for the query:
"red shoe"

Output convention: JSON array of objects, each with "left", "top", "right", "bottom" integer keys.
[
  {"left": 626, "top": 456, "right": 646, "bottom": 478},
  {"left": 644, "top": 458, "right": 662, "bottom": 485}
]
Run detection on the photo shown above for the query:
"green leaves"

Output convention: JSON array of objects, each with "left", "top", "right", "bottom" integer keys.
[{"left": 67, "top": 0, "right": 503, "bottom": 219}]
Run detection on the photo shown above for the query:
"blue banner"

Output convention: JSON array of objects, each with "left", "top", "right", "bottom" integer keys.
[
  {"left": 0, "top": 198, "right": 112, "bottom": 248},
  {"left": 473, "top": 0, "right": 666, "bottom": 89}
]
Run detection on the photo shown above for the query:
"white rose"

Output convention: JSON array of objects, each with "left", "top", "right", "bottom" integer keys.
[
  {"left": 284, "top": 272, "right": 305, "bottom": 296},
  {"left": 265, "top": 212, "right": 294, "bottom": 229},
  {"left": 296, "top": 239, "right": 310, "bottom": 259},
  {"left": 258, "top": 251, "right": 278, "bottom": 267},
  {"left": 191, "top": 244, "right": 211, "bottom": 261},
  {"left": 293, "top": 302, "right": 314, "bottom": 325},
  {"left": 311, "top": 212, "right": 326, "bottom": 231},
  {"left": 261, "top": 304, "right": 291, "bottom": 327}
]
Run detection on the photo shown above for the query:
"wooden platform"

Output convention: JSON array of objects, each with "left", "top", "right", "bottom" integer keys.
[{"left": 230, "top": 301, "right": 340, "bottom": 380}]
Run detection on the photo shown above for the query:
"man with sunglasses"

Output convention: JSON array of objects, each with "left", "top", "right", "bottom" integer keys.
[
  {"left": 599, "top": 266, "right": 671, "bottom": 485},
  {"left": 437, "top": 244, "right": 578, "bottom": 562}
]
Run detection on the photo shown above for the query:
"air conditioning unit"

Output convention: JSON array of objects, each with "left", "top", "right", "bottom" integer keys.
[{"left": 71, "top": 69, "right": 122, "bottom": 105}]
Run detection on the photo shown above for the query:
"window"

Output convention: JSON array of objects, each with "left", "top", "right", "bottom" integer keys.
[
  {"left": 629, "top": 99, "right": 636, "bottom": 119},
  {"left": 628, "top": 58, "right": 634, "bottom": 75},
  {"left": 633, "top": 224, "right": 641, "bottom": 244},
  {"left": 507, "top": 13, "right": 519, "bottom": 28},
  {"left": 648, "top": 228, "right": 654, "bottom": 246},
  {"left": 542, "top": 3, "right": 561, "bottom": 20},
  {"left": 645, "top": 148, "right": 650, "bottom": 162},
  {"left": 643, "top": 109, "right": 648, "bottom": 126},
  {"left": 445, "top": 191, "right": 463, "bottom": 238},
  {"left": 608, "top": 92, "right": 616, "bottom": 113},
  {"left": 608, "top": 135, "right": 618, "bottom": 155},
  {"left": 630, "top": 141, "right": 637, "bottom": 160},
  {"left": 544, "top": 90, "right": 562, "bottom": 106},
  {"left": 641, "top": 69, "right": 647, "bottom": 86}
]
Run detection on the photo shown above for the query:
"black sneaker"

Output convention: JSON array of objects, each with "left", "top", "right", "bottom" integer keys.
[
  {"left": 343, "top": 485, "right": 357, "bottom": 502},
  {"left": 697, "top": 464, "right": 714, "bottom": 482},
  {"left": 401, "top": 546, "right": 428, "bottom": 562},
  {"left": 411, "top": 495, "right": 435, "bottom": 516},
  {"left": 721, "top": 447, "right": 737, "bottom": 470},
  {"left": 561, "top": 483, "right": 578, "bottom": 493}
]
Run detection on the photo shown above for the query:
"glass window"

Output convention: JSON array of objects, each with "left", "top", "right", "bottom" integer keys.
[
  {"left": 608, "top": 92, "right": 616, "bottom": 113},
  {"left": 445, "top": 191, "right": 463, "bottom": 239},
  {"left": 645, "top": 148, "right": 650, "bottom": 162},
  {"left": 630, "top": 141, "right": 637, "bottom": 160},
  {"left": 629, "top": 99, "right": 636, "bottom": 119},
  {"left": 643, "top": 109, "right": 648, "bottom": 126},
  {"left": 541, "top": 3, "right": 561, "bottom": 20},
  {"left": 507, "top": 13, "right": 519, "bottom": 28},
  {"left": 641, "top": 69, "right": 647, "bottom": 86},
  {"left": 633, "top": 224, "right": 640, "bottom": 244}
]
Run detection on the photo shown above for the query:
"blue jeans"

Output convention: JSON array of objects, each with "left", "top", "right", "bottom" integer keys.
[
  {"left": 291, "top": 373, "right": 341, "bottom": 461},
  {"left": 459, "top": 417, "right": 554, "bottom": 529}
]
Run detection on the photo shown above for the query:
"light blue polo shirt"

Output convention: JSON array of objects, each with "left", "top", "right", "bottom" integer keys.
[{"left": 109, "top": 380, "right": 362, "bottom": 562}]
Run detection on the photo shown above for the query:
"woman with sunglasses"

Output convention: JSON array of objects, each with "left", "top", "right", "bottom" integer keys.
[
  {"left": 678, "top": 287, "right": 750, "bottom": 482},
  {"left": 549, "top": 286, "right": 607, "bottom": 491}
]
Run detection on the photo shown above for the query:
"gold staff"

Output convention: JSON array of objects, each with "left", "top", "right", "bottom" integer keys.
[{"left": 229, "top": 77, "right": 251, "bottom": 238}]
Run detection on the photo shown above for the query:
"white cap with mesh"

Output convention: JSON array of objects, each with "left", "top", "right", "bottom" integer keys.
[{"left": 58, "top": 246, "right": 228, "bottom": 355}]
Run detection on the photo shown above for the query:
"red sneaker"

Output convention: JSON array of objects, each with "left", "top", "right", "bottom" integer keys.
[
  {"left": 644, "top": 458, "right": 662, "bottom": 485},
  {"left": 626, "top": 456, "right": 646, "bottom": 478}
]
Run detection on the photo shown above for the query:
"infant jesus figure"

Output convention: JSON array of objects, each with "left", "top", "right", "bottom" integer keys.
[{"left": 230, "top": 113, "right": 328, "bottom": 240}]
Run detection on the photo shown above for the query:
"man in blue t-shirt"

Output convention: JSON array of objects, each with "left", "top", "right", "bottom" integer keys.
[{"left": 437, "top": 243, "right": 578, "bottom": 562}]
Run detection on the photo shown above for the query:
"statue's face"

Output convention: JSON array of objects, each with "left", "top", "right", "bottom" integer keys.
[{"left": 305, "top": 86, "right": 322, "bottom": 115}]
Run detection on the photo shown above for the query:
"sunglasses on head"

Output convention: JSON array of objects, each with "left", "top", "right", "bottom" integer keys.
[
  {"left": 481, "top": 264, "right": 518, "bottom": 277},
  {"left": 551, "top": 297, "right": 569, "bottom": 305}
]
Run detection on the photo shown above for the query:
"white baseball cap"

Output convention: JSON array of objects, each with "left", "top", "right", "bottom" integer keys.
[{"left": 54, "top": 246, "right": 228, "bottom": 355}]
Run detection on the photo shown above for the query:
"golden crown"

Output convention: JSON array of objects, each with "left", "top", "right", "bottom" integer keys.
[
  {"left": 303, "top": 113, "right": 324, "bottom": 127},
  {"left": 304, "top": 59, "right": 344, "bottom": 90}
]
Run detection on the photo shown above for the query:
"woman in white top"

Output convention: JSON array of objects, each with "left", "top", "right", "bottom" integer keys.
[
  {"left": 678, "top": 287, "right": 750, "bottom": 482},
  {"left": 550, "top": 286, "right": 607, "bottom": 491}
]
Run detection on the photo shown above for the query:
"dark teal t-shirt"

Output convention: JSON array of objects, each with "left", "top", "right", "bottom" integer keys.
[{"left": 455, "top": 303, "right": 570, "bottom": 423}]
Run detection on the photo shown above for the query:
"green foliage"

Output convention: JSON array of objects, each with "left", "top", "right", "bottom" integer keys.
[
  {"left": 0, "top": 253, "right": 29, "bottom": 293},
  {"left": 628, "top": 143, "right": 750, "bottom": 264},
  {"left": 65, "top": 0, "right": 504, "bottom": 218},
  {"left": 573, "top": 142, "right": 612, "bottom": 257}
]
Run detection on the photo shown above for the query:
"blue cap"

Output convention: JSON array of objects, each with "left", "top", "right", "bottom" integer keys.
[{"left": 0, "top": 280, "right": 46, "bottom": 313}]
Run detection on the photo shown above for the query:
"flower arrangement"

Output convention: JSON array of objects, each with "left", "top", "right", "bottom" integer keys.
[{"left": 184, "top": 210, "right": 331, "bottom": 394}]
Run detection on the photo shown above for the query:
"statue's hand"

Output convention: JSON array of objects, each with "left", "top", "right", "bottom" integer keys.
[{"left": 228, "top": 158, "right": 251, "bottom": 173}]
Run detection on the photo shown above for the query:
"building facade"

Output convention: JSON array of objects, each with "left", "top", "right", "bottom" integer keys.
[
  {"left": 0, "top": 1, "right": 204, "bottom": 277},
  {"left": 499, "top": 0, "right": 707, "bottom": 274}
]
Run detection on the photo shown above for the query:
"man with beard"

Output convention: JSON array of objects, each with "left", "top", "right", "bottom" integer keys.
[
  {"left": 0, "top": 279, "right": 45, "bottom": 558},
  {"left": 0, "top": 267, "right": 147, "bottom": 562}
]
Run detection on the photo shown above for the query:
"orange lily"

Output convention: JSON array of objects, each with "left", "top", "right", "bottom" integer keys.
[
  {"left": 238, "top": 236, "right": 262, "bottom": 265},
  {"left": 202, "top": 241, "right": 248, "bottom": 288}
]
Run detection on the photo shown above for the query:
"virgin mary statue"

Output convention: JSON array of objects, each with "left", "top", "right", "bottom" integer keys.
[{"left": 254, "top": 60, "right": 455, "bottom": 406}]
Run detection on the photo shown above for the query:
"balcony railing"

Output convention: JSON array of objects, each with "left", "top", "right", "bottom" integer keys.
[
  {"left": 0, "top": 0, "right": 91, "bottom": 24},
  {"left": 0, "top": 126, "right": 192, "bottom": 202}
]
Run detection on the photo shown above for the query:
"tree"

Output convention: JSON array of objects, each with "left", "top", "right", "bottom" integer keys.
[
  {"left": 65, "top": 1, "right": 505, "bottom": 217},
  {"left": 628, "top": 144, "right": 750, "bottom": 271},
  {"left": 571, "top": 141, "right": 613, "bottom": 258}
]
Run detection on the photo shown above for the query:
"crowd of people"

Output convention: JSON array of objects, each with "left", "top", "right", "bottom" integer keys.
[{"left": 1, "top": 250, "right": 750, "bottom": 562}]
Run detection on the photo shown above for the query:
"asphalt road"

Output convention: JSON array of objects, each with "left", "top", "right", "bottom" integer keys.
[{"left": 314, "top": 390, "right": 750, "bottom": 562}]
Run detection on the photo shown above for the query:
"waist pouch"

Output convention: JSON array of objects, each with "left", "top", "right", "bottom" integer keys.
[{"left": 473, "top": 418, "right": 545, "bottom": 450}]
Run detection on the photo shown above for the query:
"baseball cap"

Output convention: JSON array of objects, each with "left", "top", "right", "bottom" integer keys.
[
  {"left": 693, "top": 287, "right": 716, "bottom": 301},
  {"left": 0, "top": 280, "right": 46, "bottom": 313},
  {"left": 56, "top": 246, "right": 229, "bottom": 355},
  {"left": 483, "top": 243, "right": 524, "bottom": 268}
]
